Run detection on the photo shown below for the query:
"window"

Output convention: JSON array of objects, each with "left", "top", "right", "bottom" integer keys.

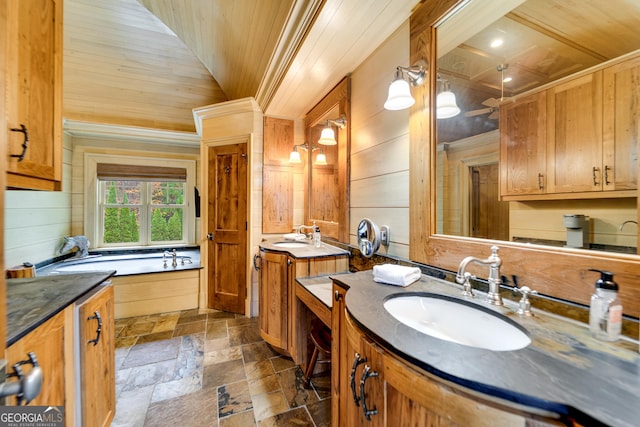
[
  {"left": 85, "top": 154, "right": 197, "bottom": 249},
  {"left": 99, "top": 180, "right": 186, "bottom": 246}
]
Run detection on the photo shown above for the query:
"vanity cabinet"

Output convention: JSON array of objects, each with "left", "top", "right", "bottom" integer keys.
[
  {"left": 76, "top": 284, "right": 115, "bottom": 427},
  {"left": 5, "top": 0, "right": 63, "bottom": 191},
  {"left": 258, "top": 250, "right": 290, "bottom": 352},
  {"left": 334, "top": 306, "right": 571, "bottom": 427},
  {"left": 5, "top": 308, "right": 69, "bottom": 407},
  {"left": 258, "top": 246, "right": 348, "bottom": 359},
  {"left": 500, "top": 52, "right": 639, "bottom": 200}
]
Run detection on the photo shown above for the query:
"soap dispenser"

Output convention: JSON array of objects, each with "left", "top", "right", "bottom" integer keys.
[
  {"left": 588, "top": 269, "right": 622, "bottom": 341},
  {"left": 313, "top": 221, "right": 321, "bottom": 248}
]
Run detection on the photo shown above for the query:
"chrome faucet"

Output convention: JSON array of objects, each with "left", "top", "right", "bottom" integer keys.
[
  {"left": 455, "top": 246, "right": 503, "bottom": 306},
  {"left": 296, "top": 224, "right": 316, "bottom": 238},
  {"left": 163, "top": 249, "right": 177, "bottom": 268},
  {"left": 619, "top": 220, "right": 638, "bottom": 231}
]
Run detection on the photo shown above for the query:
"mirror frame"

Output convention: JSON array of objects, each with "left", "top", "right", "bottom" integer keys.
[
  {"left": 304, "top": 76, "right": 351, "bottom": 242},
  {"left": 408, "top": 0, "right": 640, "bottom": 319}
]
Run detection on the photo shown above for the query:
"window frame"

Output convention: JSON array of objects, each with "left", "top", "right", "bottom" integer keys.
[{"left": 85, "top": 153, "right": 197, "bottom": 249}]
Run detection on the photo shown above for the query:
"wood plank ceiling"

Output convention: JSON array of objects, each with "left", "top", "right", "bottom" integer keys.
[{"left": 63, "top": 0, "right": 227, "bottom": 132}]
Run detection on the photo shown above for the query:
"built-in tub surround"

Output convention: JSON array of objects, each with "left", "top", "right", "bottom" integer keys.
[
  {"left": 36, "top": 248, "right": 202, "bottom": 319},
  {"left": 334, "top": 271, "right": 640, "bottom": 427}
]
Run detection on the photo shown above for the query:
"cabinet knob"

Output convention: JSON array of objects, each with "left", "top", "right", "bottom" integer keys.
[{"left": 334, "top": 290, "right": 343, "bottom": 302}]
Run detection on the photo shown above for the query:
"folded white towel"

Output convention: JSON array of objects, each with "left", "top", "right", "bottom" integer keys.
[{"left": 373, "top": 264, "right": 421, "bottom": 287}]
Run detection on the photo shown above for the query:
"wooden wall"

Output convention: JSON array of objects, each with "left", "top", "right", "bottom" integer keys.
[
  {"left": 4, "top": 134, "right": 72, "bottom": 268},
  {"left": 349, "top": 22, "right": 411, "bottom": 260}
]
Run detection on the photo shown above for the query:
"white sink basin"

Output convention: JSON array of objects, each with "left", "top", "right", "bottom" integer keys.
[
  {"left": 384, "top": 294, "right": 531, "bottom": 351},
  {"left": 272, "top": 241, "right": 309, "bottom": 248}
]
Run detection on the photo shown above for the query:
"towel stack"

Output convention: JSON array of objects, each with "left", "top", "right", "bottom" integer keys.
[{"left": 373, "top": 264, "right": 421, "bottom": 287}]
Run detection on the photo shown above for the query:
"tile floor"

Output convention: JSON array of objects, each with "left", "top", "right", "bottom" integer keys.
[{"left": 111, "top": 308, "right": 331, "bottom": 427}]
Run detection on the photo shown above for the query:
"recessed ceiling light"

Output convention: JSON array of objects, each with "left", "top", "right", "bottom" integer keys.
[{"left": 490, "top": 38, "right": 503, "bottom": 48}]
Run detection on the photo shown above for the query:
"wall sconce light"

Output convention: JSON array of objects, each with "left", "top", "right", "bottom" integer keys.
[
  {"left": 436, "top": 77, "right": 460, "bottom": 119},
  {"left": 384, "top": 61, "right": 427, "bottom": 111},
  {"left": 317, "top": 115, "right": 347, "bottom": 146},
  {"left": 289, "top": 143, "right": 328, "bottom": 165}
]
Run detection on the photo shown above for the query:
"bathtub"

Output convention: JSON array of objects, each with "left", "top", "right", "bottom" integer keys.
[
  {"left": 37, "top": 249, "right": 201, "bottom": 277},
  {"left": 37, "top": 249, "right": 202, "bottom": 318}
]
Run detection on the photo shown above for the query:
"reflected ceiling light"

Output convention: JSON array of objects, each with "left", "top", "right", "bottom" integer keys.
[
  {"left": 490, "top": 38, "right": 503, "bottom": 48},
  {"left": 436, "top": 78, "right": 460, "bottom": 119},
  {"left": 502, "top": 76, "right": 512, "bottom": 83},
  {"left": 317, "top": 115, "right": 347, "bottom": 145},
  {"left": 384, "top": 60, "right": 428, "bottom": 111}
]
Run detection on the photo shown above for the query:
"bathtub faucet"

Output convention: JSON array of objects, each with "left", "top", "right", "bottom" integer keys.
[{"left": 163, "top": 249, "right": 177, "bottom": 268}]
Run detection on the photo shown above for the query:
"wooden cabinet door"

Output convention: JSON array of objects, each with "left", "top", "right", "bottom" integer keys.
[
  {"left": 258, "top": 250, "right": 288, "bottom": 351},
  {"left": 6, "top": 308, "right": 67, "bottom": 407},
  {"left": 547, "top": 72, "right": 603, "bottom": 193},
  {"left": 500, "top": 91, "right": 547, "bottom": 196},
  {"left": 6, "top": 0, "right": 62, "bottom": 190},
  {"left": 603, "top": 53, "right": 640, "bottom": 191},
  {"left": 337, "top": 312, "right": 385, "bottom": 427},
  {"left": 78, "top": 284, "right": 115, "bottom": 427},
  {"left": 263, "top": 117, "right": 294, "bottom": 233}
]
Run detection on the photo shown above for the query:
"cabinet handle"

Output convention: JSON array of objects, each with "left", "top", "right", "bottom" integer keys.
[
  {"left": 334, "top": 290, "right": 343, "bottom": 302},
  {"left": 10, "top": 124, "right": 29, "bottom": 162},
  {"left": 253, "top": 253, "right": 261, "bottom": 271},
  {"left": 537, "top": 173, "right": 544, "bottom": 190},
  {"left": 592, "top": 166, "right": 600, "bottom": 186},
  {"left": 360, "top": 365, "right": 379, "bottom": 420},
  {"left": 87, "top": 311, "right": 102, "bottom": 346},
  {"left": 604, "top": 165, "right": 612, "bottom": 186},
  {"left": 350, "top": 352, "right": 365, "bottom": 406}
]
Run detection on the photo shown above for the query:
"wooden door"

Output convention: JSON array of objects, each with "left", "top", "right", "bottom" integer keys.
[
  {"left": 6, "top": 0, "right": 62, "bottom": 190},
  {"left": 603, "top": 53, "right": 640, "bottom": 191},
  {"left": 471, "top": 164, "right": 509, "bottom": 241},
  {"left": 258, "top": 250, "right": 288, "bottom": 350},
  {"left": 547, "top": 72, "right": 603, "bottom": 193},
  {"left": 499, "top": 91, "right": 547, "bottom": 196},
  {"left": 207, "top": 143, "right": 247, "bottom": 314},
  {"left": 78, "top": 285, "right": 115, "bottom": 427}
]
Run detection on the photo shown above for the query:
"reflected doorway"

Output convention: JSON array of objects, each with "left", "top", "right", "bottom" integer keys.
[{"left": 470, "top": 163, "right": 509, "bottom": 240}]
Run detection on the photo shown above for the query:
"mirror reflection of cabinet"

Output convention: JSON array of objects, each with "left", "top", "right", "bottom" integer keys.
[
  {"left": 263, "top": 116, "right": 294, "bottom": 233},
  {"left": 304, "top": 77, "right": 351, "bottom": 242}
]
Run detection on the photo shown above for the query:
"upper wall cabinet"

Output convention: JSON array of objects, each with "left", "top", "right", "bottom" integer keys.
[
  {"left": 5, "top": 0, "right": 63, "bottom": 191},
  {"left": 500, "top": 52, "right": 639, "bottom": 200},
  {"left": 263, "top": 116, "right": 294, "bottom": 233}
]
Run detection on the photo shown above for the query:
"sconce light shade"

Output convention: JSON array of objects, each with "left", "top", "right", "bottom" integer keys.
[
  {"left": 289, "top": 149, "right": 302, "bottom": 163},
  {"left": 436, "top": 90, "right": 461, "bottom": 119},
  {"left": 384, "top": 78, "right": 415, "bottom": 110},
  {"left": 318, "top": 126, "right": 337, "bottom": 145},
  {"left": 315, "top": 152, "right": 327, "bottom": 165}
]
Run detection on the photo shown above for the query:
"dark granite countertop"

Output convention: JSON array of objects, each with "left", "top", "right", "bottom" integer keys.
[
  {"left": 332, "top": 270, "right": 640, "bottom": 427},
  {"left": 259, "top": 238, "right": 350, "bottom": 259},
  {"left": 6, "top": 272, "right": 115, "bottom": 346}
]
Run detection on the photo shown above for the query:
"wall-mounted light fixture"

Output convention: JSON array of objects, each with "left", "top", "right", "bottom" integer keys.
[
  {"left": 317, "top": 114, "right": 347, "bottom": 146},
  {"left": 436, "top": 77, "right": 460, "bottom": 119},
  {"left": 288, "top": 143, "right": 327, "bottom": 165},
  {"left": 383, "top": 60, "right": 427, "bottom": 111}
]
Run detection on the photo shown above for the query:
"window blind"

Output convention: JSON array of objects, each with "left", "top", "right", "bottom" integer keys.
[{"left": 96, "top": 163, "right": 186, "bottom": 181}]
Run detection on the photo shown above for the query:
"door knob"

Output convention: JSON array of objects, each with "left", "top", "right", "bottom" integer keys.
[{"left": 207, "top": 233, "right": 214, "bottom": 241}]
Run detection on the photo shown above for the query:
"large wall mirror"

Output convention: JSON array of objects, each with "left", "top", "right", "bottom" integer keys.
[
  {"left": 435, "top": 0, "right": 640, "bottom": 255},
  {"left": 304, "top": 77, "right": 351, "bottom": 242}
]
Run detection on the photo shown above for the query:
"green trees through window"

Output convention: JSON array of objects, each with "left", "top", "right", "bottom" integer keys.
[{"left": 101, "top": 180, "right": 185, "bottom": 246}]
